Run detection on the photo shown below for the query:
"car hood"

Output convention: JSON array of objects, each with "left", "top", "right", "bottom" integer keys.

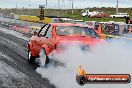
[{"left": 56, "top": 36, "right": 103, "bottom": 46}]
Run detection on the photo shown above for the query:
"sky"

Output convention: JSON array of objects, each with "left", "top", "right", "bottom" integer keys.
[{"left": 0, "top": 0, "right": 132, "bottom": 9}]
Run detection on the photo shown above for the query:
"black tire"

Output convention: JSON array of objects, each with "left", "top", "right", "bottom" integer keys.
[
  {"left": 38, "top": 48, "right": 49, "bottom": 67},
  {"left": 28, "top": 50, "right": 36, "bottom": 63}
]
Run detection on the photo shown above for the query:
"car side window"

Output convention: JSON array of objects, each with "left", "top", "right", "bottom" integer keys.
[
  {"left": 45, "top": 25, "right": 52, "bottom": 38},
  {"left": 39, "top": 25, "right": 49, "bottom": 37}
]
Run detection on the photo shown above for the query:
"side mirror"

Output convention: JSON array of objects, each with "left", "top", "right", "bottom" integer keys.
[
  {"left": 45, "top": 36, "right": 49, "bottom": 38},
  {"left": 33, "top": 31, "right": 38, "bottom": 35}
]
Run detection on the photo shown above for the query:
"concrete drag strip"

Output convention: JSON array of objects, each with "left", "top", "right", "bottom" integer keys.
[
  {"left": 0, "top": 52, "right": 14, "bottom": 62},
  {"left": 0, "top": 59, "right": 29, "bottom": 88},
  {"left": 0, "top": 36, "right": 28, "bottom": 60},
  {"left": 0, "top": 27, "right": 53, "bottom": 88}
]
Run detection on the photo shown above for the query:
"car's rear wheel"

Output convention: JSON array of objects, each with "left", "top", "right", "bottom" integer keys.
[
  {"left": 28, "top": 50, "right": 36, "bottom": 63},
  {"left": 38, "top": 48, "right": 49, "bottom": 67}
]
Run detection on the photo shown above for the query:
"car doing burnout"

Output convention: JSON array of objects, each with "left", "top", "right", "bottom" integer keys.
[{"left": 27, "top": 23, "right": 103, "bottom": 66}]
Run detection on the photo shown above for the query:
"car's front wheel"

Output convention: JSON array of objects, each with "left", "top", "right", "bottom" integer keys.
[
  {"left": 38, "top": 48, "right": 49, "bottom": 67},
  {"left": 28, "top": 50, "right": 36, "bottom": 63}
]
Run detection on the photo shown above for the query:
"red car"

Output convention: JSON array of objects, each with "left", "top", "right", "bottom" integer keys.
[
  {"left": 27, "top": 23, "right": 103, "bottom": 66},
  {"left": 91, "top": 13, "right": 110, "bottom": 18}
]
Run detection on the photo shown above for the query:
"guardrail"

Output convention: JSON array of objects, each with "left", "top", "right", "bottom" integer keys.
[
  {"left": 100, "top": 34, "right": 132, "bottom": 41},
  {"left": 0, "top": 21, "right": 42, "bottom": 35}
]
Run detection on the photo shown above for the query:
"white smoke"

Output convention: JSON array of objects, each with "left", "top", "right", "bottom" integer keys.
[{"left": 36, "top": 39, "right": 132, "bottom": 88}]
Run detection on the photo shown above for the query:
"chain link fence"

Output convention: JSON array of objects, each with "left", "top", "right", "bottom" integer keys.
[{"left": 0, "top": 9, "right": 68, "bottom": 17}]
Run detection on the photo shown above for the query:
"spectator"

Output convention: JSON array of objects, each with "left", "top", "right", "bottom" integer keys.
[{"left": 125, "top": 17, "right": 130, "bottom": 24}]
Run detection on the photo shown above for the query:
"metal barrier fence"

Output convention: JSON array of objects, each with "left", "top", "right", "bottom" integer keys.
[{"left": 100, "top": 23, "right": 132, "bottom": 36}]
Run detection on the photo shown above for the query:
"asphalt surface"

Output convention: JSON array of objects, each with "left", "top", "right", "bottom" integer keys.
[
  {"left": 0, "top": 17, "right": 42, "bottom": 27},
  {"left": 0, "top": 27, "right": 53, "bottom": 88}
]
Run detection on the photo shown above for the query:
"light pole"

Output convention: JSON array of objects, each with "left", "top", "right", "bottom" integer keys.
[
  {"left": 116, "top": 0, "right": 118, "bottom": 14},
  {"left": 72, "top": 0, "right": 74, "bottom": 14},
  {"left": 46, "top": 0, "right": 47, "bottom": 8},
  {"left": 29, "top": 0, "right": 31, "bottom": 8},
  {"left": 16, "top": 2, "right": 17, "bottom": 9},
  {"left": 58, "top": 0, "right": 60, "bottom": 9},
  {"left": 29, "top": 0, "right": 31, "bottom": 15}
]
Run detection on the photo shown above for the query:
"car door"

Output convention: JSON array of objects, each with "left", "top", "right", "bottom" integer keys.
[
  {"left": 33, "top": 24, "right": 50, "bottom": 55},
  {"left": 36, "top": 24, "right": 56, "bottom": 55},
  {"left": 43, "top": 25, "right": 56, "bottom": 53}
]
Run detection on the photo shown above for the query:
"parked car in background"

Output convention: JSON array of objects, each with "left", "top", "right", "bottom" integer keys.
[
  {"left": 81, "top": 9, "right": 103, "bottom": 17},
  {"left": 110, "top": 13, "right": 129, "bottom": 18},
  {"left": 129, "top": 19, "right": 132, "bottom": 24},
  {"left": 91, "top": 13, "right": 110, "bottom": 18}
]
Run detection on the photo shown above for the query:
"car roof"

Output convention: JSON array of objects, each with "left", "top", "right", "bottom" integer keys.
[{"left": 50, "top": 23, "right": 88, "bottom": 27}]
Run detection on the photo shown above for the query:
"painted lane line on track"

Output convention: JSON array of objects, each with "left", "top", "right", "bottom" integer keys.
[{"left": 0, "top": 52, "right": 14, "bottom": 62}]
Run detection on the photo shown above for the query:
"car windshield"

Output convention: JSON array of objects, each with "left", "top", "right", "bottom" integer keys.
[{"left": 56, "top": 26, "right": 99, "bottom": 38}]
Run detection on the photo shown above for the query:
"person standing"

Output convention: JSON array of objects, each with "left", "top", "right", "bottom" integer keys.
[{"left": 125, "top": 17, "right": 130, "bottom": 24}]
